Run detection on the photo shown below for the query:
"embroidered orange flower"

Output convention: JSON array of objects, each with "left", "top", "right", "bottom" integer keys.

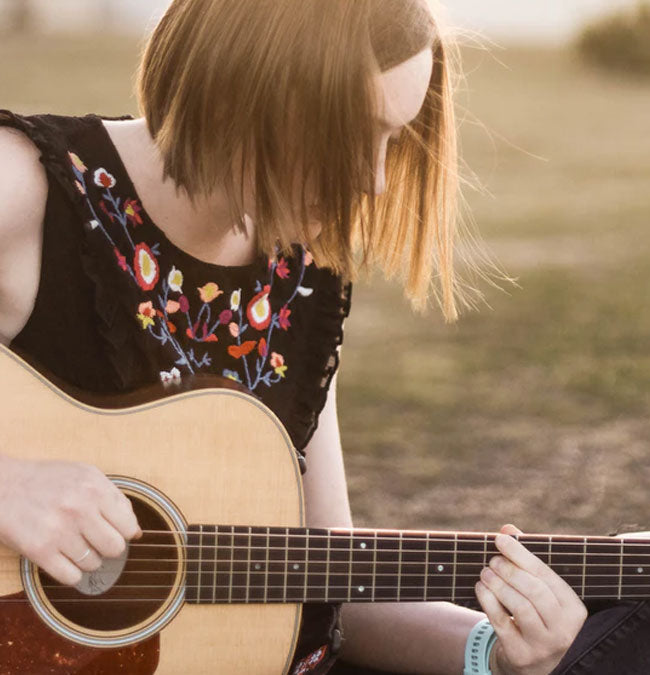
[
  {"left": 247, "top": 284, "right": 272, "bottom": 330},
  {"left": 229, "top": 322, "right": 240, "bottom": 338},
  {"left": 166, "top": 300, "right": 181, "bottom": 314},
  {"left": 134, "top": 243, "right": 160, "bottom": 291},
  {"left": 228, "top": 341, "right": 257, "bottom": 359},
  {"left": 75, "top": 180, "right": 86, "bottom": 195},
  {"left": 198, "top": 282, "right": 224, "bottom": 303}
]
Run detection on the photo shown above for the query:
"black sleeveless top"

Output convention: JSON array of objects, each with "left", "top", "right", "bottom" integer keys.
[{"left": 0, "top": 109, "right": 350, "bottom": 674}]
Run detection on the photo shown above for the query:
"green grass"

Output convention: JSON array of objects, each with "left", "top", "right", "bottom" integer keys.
[{"left": 2, "top": 36, "right": 649, "bottom": 536}]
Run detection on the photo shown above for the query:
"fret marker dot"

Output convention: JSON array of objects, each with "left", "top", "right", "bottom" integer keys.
[
  {"left": 638, "top": 567, "right": 644, "bottom": 574},
  {"left": 358, "top": 586, "right": 365, "bottom": 593},
  {"left": 437, "top": 565, "right": 444, "bottom": 572},
  {"left": 360, "top": 542, "right": 367, "bottom": 549},
  {"left": 293, "top": 564, "right": 300, "bottom": 570},
  {"left": 254, "top": 563, "right": 261, "bottom": 570}
]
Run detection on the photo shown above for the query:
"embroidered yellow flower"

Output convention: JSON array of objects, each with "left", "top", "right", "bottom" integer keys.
[
  {"left": 198, "top": 282, "right": 224, "bottom": 303},
  {"left": 136, "top": 301, "right": 156, "bottom": 329},
  {"left": 168, "top": 266, "right": 184, "bottom": 293},
  {"left": 270, "top": 352, "right": 288, "bottom": 378}
]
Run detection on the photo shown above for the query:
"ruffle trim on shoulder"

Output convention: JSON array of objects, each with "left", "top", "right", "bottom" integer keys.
[
  {"left": 291, "top": 270, "right": 352, "bottom": 456},
  {"left": 0, "top": 109, "right": 89, "bottom": 224},
  {"left": 0, "top": 109, "right": 162, "bottom": 392}
]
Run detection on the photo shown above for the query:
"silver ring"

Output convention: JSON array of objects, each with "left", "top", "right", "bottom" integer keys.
[{"left": 74, "top": 548, "right": 92, "bottom": 564}]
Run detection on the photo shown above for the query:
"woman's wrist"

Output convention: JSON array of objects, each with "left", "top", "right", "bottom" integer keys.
[{"left": 488, "top": 638, "right": 503, "bottom": 675}]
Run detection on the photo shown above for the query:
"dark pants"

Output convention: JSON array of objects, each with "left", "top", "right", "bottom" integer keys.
[{"left": 329, "top": 600, "right": 650, "bottom": 674}]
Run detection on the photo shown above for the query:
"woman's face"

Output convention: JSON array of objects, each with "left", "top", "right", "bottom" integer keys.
[
  {"left": 305, "top": 47, "right": 434, "bottom": 235},
  {"left": 244, "top": 47, "right": 434, "bottom": 240},
  {"left": 370, "top": 47, "right": 434, "bottom": 197}
]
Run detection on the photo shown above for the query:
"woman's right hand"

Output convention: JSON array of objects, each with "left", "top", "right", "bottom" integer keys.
[{"left": 0, "top": 455, "right": 142, "bottom": 586}]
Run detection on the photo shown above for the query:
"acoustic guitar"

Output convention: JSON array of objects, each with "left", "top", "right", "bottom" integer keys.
[{"left": 1, "top": 343, "right": 649, "bottom": 674}]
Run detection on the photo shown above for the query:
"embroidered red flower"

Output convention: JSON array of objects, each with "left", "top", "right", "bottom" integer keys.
[
  {"left": 94, "top": 168, "right": 116, "bottom": 189},
  {"left": 179, "top": 295, "right": 190, "bottom": 313},
  {"left": 258, "top": 338, "right": 267, "bottom": 357},
  {"left": 247, "top": 285, "right": 272, "bottom": 330},
  {"left": 276, "top": 257, "right": 290, "bottom": 279},
  {"left": 124, "top": 198, "right": 143, "bottom": 226},
  {"left": 219, "top": 309, "right": 233, "bottom": 324},
  {"left": 278, "top": 305, "right": 291, "bottom": 330},
  {"left": 134, "top": 242, "right": 160, "bottom": 291},
  {"left": 113, "top": 247, "right": 128, "bottom": 271}
]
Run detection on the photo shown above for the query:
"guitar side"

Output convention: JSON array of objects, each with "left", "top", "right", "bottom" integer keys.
[{"left": 0, "top": 344, "right": 304, "bottom": 674}]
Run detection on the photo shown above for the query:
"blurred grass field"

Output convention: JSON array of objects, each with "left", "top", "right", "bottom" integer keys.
[{"left": 2, "top": 34, "right": 649, "bottom": 536}]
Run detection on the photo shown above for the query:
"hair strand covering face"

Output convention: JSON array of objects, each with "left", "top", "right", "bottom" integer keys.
[{"left": 136, "top": 0, "right": 467, "bottom": 321}]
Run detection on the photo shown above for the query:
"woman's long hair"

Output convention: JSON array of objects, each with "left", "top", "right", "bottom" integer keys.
[{"left": 136, "top": 0, "right": 461, "bottom": 320}]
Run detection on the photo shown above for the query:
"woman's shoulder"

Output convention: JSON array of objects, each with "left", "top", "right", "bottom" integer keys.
[{"left": 0, "top": 123, "right": 48, "bottom": 345}]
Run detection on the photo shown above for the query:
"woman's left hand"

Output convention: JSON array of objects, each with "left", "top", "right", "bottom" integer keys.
[{"left": 475, "top": 523, "right": 588, "bottom": 675}]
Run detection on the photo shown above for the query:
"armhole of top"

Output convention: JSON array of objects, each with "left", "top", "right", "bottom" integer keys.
[{"left": 0, "top": 110, "right": 86, "bottom": 347}]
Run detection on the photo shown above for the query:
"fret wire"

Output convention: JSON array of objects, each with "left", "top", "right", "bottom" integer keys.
[
  {"left": 618, "top": 538, "right": 623, "bottom": 600},
  {"left": 325, "top": 531, "right": 330, "bottom": 602},
  {"left": 264, "top": 527, "right": 270, "bottom": 603},
  {"left": 283, "top": 528, "right": 289, "bottom": 604},
  {"left": 348, "top": 533, "right": 353, "bottom": 602},
  {"left": 423, "top": 532, "right": 430, "bottom": 602},
  {"left": 228, "top": 526, "right": 233, "bottom": 604},
  {"left": 245, "top": 527, "right": 251, "bottom": 604},
  {"left": 581, "top": 537, "right": 586, "bottom": 599},
  {"left": 303, "top": 528, "right": 309, "bottom": 603},
  {"left": 212, "top": 525, "right": 217, "bottom": 604},
  {"left": 198, "top": 524, "right": 203, "bottom": 603},
  {"left": 452, "top": 533, "right": 457, "bottom": 603},
  {"left": 372, "top": 531, "right": 377, "bottom": 603},
  {"left": 397, "top": 532, "right": 403, "bottom": 603}
]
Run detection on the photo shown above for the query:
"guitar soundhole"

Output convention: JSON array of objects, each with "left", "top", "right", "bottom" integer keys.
[{"left": 37, "top": 495, "right": 180, "bottom": 632}]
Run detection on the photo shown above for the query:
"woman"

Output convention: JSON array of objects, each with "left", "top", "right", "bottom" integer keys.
[{"left": 0, "top": 0, "right": 640, "bottom": 673}]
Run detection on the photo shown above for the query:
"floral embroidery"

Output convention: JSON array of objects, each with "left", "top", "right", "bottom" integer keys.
[
  {"left": 69, "top": 151, "right": 314, "bottom": 392},
  {"left": 291, "top": 645, "right": 328, "bottom": 675}
]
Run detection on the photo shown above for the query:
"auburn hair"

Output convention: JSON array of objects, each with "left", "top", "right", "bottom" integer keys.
[{"left": 136, "top": 0, "right": 461, "bottom": 320}]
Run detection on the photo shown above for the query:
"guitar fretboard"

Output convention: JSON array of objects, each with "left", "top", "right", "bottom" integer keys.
[{"left": 181, "top": 525, "right": 650, "bottom": 606}]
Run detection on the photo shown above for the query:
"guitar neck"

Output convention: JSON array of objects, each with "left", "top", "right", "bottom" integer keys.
[{"left": 183, "top": 525, "right": 650, "bottom": 605}]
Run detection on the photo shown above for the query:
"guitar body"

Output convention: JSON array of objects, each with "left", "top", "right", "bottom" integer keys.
[{"left": 0, "top": 345, "right": 304, "bottom": 674}]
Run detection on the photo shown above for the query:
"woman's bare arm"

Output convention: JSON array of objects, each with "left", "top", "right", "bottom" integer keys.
[
  {"left": 0, "top": 125, "right": 47, "bottom": 346},
  {"left": 302, "top": 369, "right": 485, "bottom": 675}
]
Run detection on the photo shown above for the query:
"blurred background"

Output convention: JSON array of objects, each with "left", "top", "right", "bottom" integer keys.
[{"left": 1, "top": 1, "right": 649, "bottom": 536}]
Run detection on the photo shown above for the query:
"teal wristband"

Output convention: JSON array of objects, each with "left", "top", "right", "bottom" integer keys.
[{"left": 463, "top": 618, "right": 497, "bottom": 675}]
